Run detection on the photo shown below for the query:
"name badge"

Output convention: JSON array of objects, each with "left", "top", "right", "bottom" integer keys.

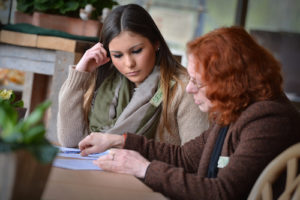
[
  {"left": 150, "top": 80, "right": 176, "bottom": 107},
  {"left": 150, "top": 88, "right": 163, "bottom": 107},
  {"left": 217, "top": 156, "right": 230, "bottom": 168}
]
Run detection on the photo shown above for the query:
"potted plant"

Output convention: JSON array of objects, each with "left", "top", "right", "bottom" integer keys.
[
  {"left": 14, "top": 0, "right": 118, "bottom": 37},
  {"left": 0, "top": 89, "right": 58, "bottom": 200}
]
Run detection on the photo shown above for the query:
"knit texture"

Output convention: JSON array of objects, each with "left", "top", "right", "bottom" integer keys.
[{"left": 57, "top": 66, "right": 209, "bottom": 147}]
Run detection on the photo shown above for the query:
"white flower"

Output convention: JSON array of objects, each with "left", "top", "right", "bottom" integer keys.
[{"left": 0, "top": 89, "right": 13, "bottom": 100}]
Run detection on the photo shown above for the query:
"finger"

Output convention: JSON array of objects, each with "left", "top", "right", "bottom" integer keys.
[
  {"left": 85, "top": 50, "right": 101, "bottom": 64},
  {"left": 109, "top": 148, "right": 120, "bottom": 152},
  {"left": 97, "top": 153, "right": 114, "bottom": 161},
  {"left": 108, "top": 149, "right": 116, "bottom": 154},
  {"left": 78, "top": 136, "right": 91, "bottom": 150},
  {"left": 99, "top": 46, "right": 108, "bottom": 58},
  {"left": 93, "top": 53, "right": 100, "bottom": 65},
  {"left": 90, "top": 42, "right": 103, "bottom": 51},
  {"left": 107, "top": 149, "right": 118, "bottom": 159},
  {"left": 93, "top": 159, "right": 115, "bottom": 171},
  {"left": 102, "top": 57, "right": 110, "bottom": 65},
  {"left": 89, "top": 50, "right": 108, "bottom": 66},
  {"left": 80, "top": 145, "right": 99, "bottom": 156},
  {"left": 96, "top": 48, "right": 110, "bottom": 65},
  {"left": 93, "top": 159, "right": 110, "bottom": 170}
]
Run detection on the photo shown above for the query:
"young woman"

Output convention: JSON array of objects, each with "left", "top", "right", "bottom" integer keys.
[
  {"left": 78, "top": 26, "right": 300, "bottom": 199},
  {"left": 57, "top": 4, "right": 209, "bottom": 147}
]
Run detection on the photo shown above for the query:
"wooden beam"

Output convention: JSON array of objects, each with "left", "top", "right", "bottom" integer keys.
[
  {"left": 0, "top": 30, "right": 95, "bottom": 53},
  {"left": 37, "top": 36, "right": 76, "bottom": 52},
  {"left": 0, "top": 30, "right": 37, "bottom": 47}
]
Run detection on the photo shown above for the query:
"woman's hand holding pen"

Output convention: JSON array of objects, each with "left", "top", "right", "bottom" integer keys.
[
  {"left": 76, "top": 42, "right": 110, "bottom": 72},
  {"left": 78, "top": 133, "right": 150, "bottom": 178},
  {"left": 78, "top": 132, "right": 124, "bottom": 156}
]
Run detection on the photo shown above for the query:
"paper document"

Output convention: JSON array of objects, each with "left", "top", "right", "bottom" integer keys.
[
  {"left": 53, "top": 158, "right": 102, "bottom": 170},
  {"left": 53, "top": 146, "right": 109, "bottom": 170},
  {"left": 57, "top": 146, "right": 108, "bottom": 160}
]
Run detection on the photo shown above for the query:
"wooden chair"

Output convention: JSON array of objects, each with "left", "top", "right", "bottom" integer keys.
[{"left": 248, "top": 143, "right": 300, "bottom": 200}]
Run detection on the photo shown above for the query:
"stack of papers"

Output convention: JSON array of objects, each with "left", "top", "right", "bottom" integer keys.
[{"left": 53, "top": 146, "right": 109, "bottom": 170}]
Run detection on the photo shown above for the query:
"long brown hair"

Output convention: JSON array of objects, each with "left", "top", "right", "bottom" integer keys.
[
  {"left": 187, "top": 26, "right": 283, "bottom": 125},
  {"left": 83, "top": 4, "right": 186, "bottom": 134}
]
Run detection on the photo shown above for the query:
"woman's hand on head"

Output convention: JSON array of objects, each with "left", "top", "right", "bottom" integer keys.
[
  {"left": 94, "top": 149, "right": 150, "bottom": 178},
  {"left": 78, "top": 132, "right": 124, "bottom": 156},
  {"left": 76, "top": 42, "right": 110, "bottom": 72}
]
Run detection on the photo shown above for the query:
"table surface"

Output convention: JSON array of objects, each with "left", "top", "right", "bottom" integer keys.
[{"left": 42, "top": 166, "right": 168, "bottom": 200}]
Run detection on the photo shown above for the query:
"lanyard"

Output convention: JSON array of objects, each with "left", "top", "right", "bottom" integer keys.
[{"left": 207, "top": 126, "right": 229, "bottom": 178}]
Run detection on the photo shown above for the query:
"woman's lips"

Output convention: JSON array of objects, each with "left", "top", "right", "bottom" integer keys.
[{"left": 126, "top": 71, "right": 140, "bottom": 76}]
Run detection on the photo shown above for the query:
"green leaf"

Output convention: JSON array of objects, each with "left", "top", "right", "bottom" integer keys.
[
  {"left": 0, "top": 102, "right": 18, "bottom": 139},
  {"left": 16, "top": 0, "right": 34, "bottom": 13},
  {"left": 34, "top": 0, "right": 57, "bottom": 12},
  {"left": 60, "top": 1, "right": 79, "bottom": 14},
  {"left": 9, "top": 92, "right": 16, "bottom": 103},
  {"left": 22, "top": 100, "right": 51, "bottom": 131},
  {"left": 23, "top": 124, "right": 45, "bottom": 144},
  {"left": 0, "top": 97, "right": 56, "bottom": 164},
  {"left": 2, "top": 131, "right": 24, "bottom": 144},
  {"left": 27, "top": 142, "right": 59, "bottom": 164},
  {"left": 17, "top": 0, "right": 118, "bottom": 17},
  {"left": 52, "top": 0, "right": 64, "bottom": 10},
  {"left": 13, "top": 100, "right": 24, "bottom": 108}
]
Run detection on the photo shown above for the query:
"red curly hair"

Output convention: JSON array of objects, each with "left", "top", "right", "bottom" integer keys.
[{"left": 187, "top": 26, "right": 283, "bottom": 125}]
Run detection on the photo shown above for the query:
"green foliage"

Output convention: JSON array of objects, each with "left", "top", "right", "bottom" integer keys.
[
  {"left": 16, "top": 0, "right": 118, "bottom": 19},
  {"left": 0, "top": 89, "right": 24, "bottom": 108},
  {"left": 0, "top": 92, "right": 58, "bottom": 164}
]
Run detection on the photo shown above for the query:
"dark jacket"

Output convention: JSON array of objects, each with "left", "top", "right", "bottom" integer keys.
[{"left": 124, "top": 95, "right": 300, "bottom": 200}]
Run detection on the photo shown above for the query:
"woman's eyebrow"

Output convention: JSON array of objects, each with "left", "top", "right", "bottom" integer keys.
[{"left": 110, "top": 43, "right": 144, "bottom": 53}]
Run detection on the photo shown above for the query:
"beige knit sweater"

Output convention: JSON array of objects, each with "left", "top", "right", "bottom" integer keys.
[{"left": 57, "top": 66, "right": 209, "bottom": 147}]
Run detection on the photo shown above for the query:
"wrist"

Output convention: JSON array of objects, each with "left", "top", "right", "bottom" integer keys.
[
  {"left": 75, "top": 65, "right": 89, "bottom": 72},
  {"left": 122, "top": 133, "right": 127, "bottom": 148},
  {"left": 138, "top": 161, "right": 151, "bottom": 178},
  {"left": 110, "top": 134, "right": 125, "bottom": 149}
]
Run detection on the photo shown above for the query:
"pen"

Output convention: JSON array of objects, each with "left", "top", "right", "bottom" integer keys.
[{"left": 59, "top": 150, "right": 81, "bottom": 154}]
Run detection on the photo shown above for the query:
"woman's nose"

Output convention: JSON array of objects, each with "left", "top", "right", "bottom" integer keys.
[
  {"left": 124, "top": 55, "right": 135, "bottom": 68},
  {"left": 186, "top": 81, "right": 197, "bottom": 94}
]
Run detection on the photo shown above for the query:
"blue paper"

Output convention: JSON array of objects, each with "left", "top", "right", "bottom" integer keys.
[
  {"left": 53, "top": 158, "right": 102, "bottom": 170},
  {"left": 53, "top": 146, "right": 109, "bottom": 170},
  {"left": 57, "top": 146, "right": 108, "bottom": 160}
]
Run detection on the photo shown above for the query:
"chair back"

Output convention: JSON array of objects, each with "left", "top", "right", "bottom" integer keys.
[{"left": 248, "top": 143, "right": 300, "bottom": 200}]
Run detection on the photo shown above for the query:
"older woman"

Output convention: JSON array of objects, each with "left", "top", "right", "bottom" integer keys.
[{"left": 78, "top": 27, "right": 300, "bottom": 200}]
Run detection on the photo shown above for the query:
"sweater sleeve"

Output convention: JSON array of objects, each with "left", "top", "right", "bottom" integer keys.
[
  {"left": 57, "top": 66, "right": 94, "bottom": 147},
  {"left": 124, "top": 132, "right": 208, "bottom": 173}
]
